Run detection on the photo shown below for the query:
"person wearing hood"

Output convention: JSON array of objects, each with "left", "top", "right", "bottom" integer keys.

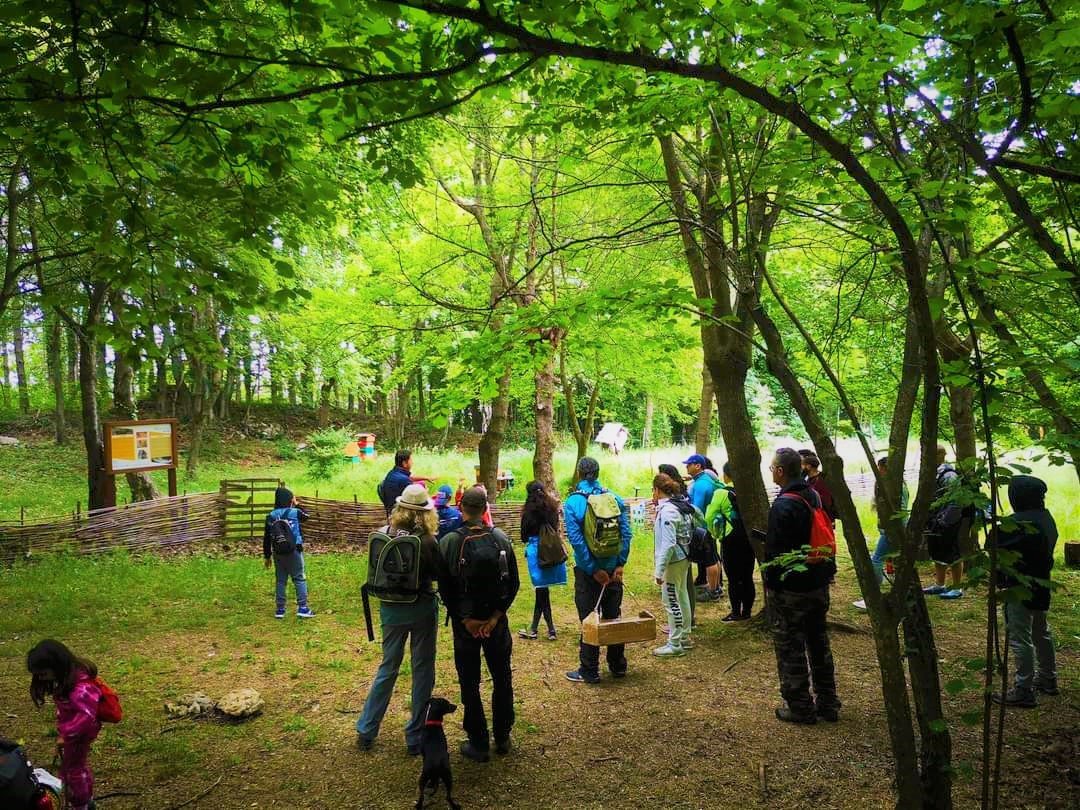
[
  {"left": 994, "top": 475, "right": 1059, "bottom": 707},
  {"left": 263, "top": 485, "right": 314, "bottom": 619}
]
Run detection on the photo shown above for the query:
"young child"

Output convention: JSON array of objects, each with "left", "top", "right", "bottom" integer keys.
[
  {"left": 27, "top": 639, "right": 103, "bottom": 810},
  {"left": 263, "top": 486, "right": 315, "bottom": 618}
]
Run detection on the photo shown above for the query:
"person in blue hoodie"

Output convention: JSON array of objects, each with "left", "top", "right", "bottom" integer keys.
[
  {"left": 263, "top": 486, "right": 314, "bottom": 619},
  {"left": 563, "top": 457, "right": 632, "bottom": 684}
]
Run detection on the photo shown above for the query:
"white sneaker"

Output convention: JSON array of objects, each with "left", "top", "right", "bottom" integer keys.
[
  {"left": 852, "top": 599, "right": 867, "bottom": 611},
  {"left": 652, "top": 643, "right": 685, "bottom": 657}
]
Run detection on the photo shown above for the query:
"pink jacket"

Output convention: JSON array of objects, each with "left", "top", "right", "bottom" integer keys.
[{"left": 55, "top": 670, "right": 102, "bottom": 742}]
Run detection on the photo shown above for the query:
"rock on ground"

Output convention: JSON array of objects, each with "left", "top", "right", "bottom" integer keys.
[{"left": 216, "top": 688, "right": 264, "bottom": 719}]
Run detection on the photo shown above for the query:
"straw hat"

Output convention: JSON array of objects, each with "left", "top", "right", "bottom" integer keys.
[{"left": 396, "top": 483, "right": 434, "bottom": 511}]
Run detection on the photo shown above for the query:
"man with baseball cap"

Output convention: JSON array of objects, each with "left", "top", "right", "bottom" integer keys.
[{"left": 433, "top": 484, "right": 462, "bottom": 539}]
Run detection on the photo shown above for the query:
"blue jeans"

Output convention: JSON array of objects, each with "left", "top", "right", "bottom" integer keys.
[
  {"left": 356, "top": 596, "right": 439, "bottom": 748},
  {"left": 274, "top": 549, "right": 309, "bottom": 610},
  {"left": 870, "top": 530, "right": 890, "bottom": 585}
]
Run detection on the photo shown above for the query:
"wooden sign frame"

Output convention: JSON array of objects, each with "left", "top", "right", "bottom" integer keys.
[{"left": 103, "top": 418, "right": 180, "bottom": 476}]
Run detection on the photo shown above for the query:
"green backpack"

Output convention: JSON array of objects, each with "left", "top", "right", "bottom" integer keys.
[
  {"left": 362, "top": 529, "right": 422, "bottom": 641},
  {"left": 576, "top": 490, "right": 623, "bottom": 558}
]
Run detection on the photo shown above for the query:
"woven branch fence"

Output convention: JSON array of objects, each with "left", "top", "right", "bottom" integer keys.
[{"left": 1, "top": 479, "right": 658, "bottom": 562}]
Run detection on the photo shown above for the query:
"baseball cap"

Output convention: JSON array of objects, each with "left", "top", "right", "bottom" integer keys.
[{"left": 682, "top": 454, "right": 708, "bottom": 466}]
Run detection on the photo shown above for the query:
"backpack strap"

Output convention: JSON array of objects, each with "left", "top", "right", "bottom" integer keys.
[{"left": 780, "top": 492, "right": 815, "bottom": 512}]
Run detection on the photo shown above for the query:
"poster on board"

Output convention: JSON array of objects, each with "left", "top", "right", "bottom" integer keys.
[{"left": 104, "top": 419, "right": 178, "bottom": 474}]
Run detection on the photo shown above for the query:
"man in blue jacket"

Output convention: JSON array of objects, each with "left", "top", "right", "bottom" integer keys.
[{"left": 563, "top": 457, "right": 633, "bottom": 684}]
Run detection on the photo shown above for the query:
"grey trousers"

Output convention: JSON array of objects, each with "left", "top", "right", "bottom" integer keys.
[{"left": 1005, "top": 602, "right": 1056, "bottom": 694}]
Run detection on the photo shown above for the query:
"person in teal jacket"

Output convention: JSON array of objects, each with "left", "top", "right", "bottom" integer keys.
[{"left": 563, "top": 457, "right": 632, "bottom": 684}]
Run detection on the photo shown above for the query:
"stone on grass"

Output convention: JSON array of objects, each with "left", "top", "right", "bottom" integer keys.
[
  {"left": 165, "top": 692, "right": 215, "bottom": 719},
  {"left": 216, "top": 688, "right": 264, "bottom": 719},
  {"left": 0, "top": 436, "right": 18, "bottom": 446}
]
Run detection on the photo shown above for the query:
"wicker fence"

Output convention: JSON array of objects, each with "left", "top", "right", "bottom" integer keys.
[
  {"left": 0, "top": 493, "right": 224, "bottom": 561},
  {"left": 1, "top": 480, "right": 660, "bottom": 561}
]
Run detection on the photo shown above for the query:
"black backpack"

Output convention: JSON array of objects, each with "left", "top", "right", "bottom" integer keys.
[
  {"left": 362, "top": 529, "right": 426, "bottom": 640},
  {"left": 0, "top": 739, "right": 37, "bottom": 809},
  {"left": 268, "top": 513, "right": 298, "bottom": 556},
  {"left": 669, "top": 497, "right": 712, "bottom": 564},
  {"left": 453, "top": 525, "right": 510, "bottom": 615}
]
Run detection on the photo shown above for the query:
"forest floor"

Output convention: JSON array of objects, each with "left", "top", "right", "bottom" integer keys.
[{"left": 1, "top": 545, "right": 1077, "bottom": 810}]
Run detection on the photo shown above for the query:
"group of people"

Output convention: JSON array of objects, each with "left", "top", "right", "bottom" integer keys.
[{"left": 17, "top": 445, "right": 1061, "bottom": 810}]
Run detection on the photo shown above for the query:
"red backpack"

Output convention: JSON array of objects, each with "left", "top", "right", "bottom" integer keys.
[
  {"left": 94, "top": 677, "right": 122, "bottom": 724},
  {"left": 781, "top": 492, "right": 837, "bottom": 563}
]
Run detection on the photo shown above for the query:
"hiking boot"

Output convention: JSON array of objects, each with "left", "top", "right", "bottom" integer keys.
[
  {"left": 357, "top": 734, "right": 374, "bottom": 751},
  {"left": 518, "top": 628, "right": 538, "bottom": 640},
  {"left": 609, "top": 666, "right": 628, "bottom": 679},
  {"left": 274, "top": 607, "right": 286, "bottom": 619},
  {"left": 1034, "top": 679, "right": 1059, "bottom": 696},
  {"left": 939, "top": 589, "right": 964, "bottom": 600},
  {"left": 494, "top": 737, "right": 512, "bottom": 756},
  {"left": 992, "top": 688, "right": 1037, "bottom": 708},
  {"left": 459, "top": 741, "right": 490, "bottom": 763},
  {"left": 297, "top": 606, "right": 316, "bottom": 618},
  {"left": 652, "top": 643, "right": 685, "bottom": 658},
  {"left": 546, "top": 629, "right": 557, "bottom": 641},
  {"left": 775, "top": 707, "right": 817, "bottom": 724},
  {"left": 407, "top": 743, "right": 422, "bottom": 757},
  {"left": 565, "top": 669, "right": 601, "bottom": 684},
  {"left": 922, "top": 584, "right": 947, "bottom": 595},
  {"left": 721, "top": 612, "right": 741, "bottom": 623},
  {"left": 816, "top": 705, "right": 840, "bottom": 722},
  {"left": 852, "top": 599, "right": 867, "bottom": 611}
]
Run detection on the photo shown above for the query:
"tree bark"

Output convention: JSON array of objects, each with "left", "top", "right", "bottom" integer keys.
[
  {"left": 642, "top": 394, "right": 655, "bottom": 448},
  {"left": 477, "top": 369, "right": 511, "bottom": 500},
  {"left": 12, "top": 311, "right": 29, "bottom": 413},
  {"left": 695, "top": 364, "right": 713, "bottom": 455},
  {"left": 317, "top": 377, "right": 336, "bottom": 428},
  {"left": 532, "top": 331, "right": 559, "bottom": 493},
  {"left": 110, "top": 293, "right": 160, "bottom": 502},
  {"left": 0, "top": 324, "right": 10, "bottom": 408}
]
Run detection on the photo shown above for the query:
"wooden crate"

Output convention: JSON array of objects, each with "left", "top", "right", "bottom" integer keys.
[{"left": 581, "top": 610, "right": 656, "bottom": 646}]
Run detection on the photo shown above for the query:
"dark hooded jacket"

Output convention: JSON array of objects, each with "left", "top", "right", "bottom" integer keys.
[{"left": 997, "top": 475, "right": 1057, "bottom": 611}]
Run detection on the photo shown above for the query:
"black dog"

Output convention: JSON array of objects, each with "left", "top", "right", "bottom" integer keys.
[{"left": 415, "top": 697, "right": 461, "bottom": 810}]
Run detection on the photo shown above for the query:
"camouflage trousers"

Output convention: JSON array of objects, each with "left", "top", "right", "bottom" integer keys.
[{"left": 768, "top": 587, "right": 839, "bottom": 716}]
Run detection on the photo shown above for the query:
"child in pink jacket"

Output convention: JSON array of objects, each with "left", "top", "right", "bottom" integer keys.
[{"left": 28, "top": 640, "right": 103, "bottom": 810}]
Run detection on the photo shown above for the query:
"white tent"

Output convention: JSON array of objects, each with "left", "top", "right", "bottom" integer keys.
[{"left": 594, "top": 422, "right": 630, "bottom": 454}]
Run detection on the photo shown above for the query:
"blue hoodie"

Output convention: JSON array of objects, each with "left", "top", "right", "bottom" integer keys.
[{"left": 562, "top": 479, "right": 632, "bottom": 575}]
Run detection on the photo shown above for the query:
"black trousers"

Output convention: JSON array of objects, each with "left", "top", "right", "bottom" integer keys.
[
  {"left": 768, "top": 587, "right": 839, "bottom": 716},
  {"left": 573, "top": 567, "right": 627, "bottom": 677},
  {"left": 531, "top": 587, "right": 554, "bottom": 633},
  {"left": 722, "top": 534, "right": 756, "bottom": 616},
  {"left": 451, "top": 616, "right": 515, "bottom": 749}
]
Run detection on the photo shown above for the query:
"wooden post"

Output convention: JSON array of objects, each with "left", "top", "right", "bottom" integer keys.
[
  {"left": 168, "top": 467, "right": 178, "bottom": 497},
  {"left": 20, "top": 506, "right": 24, "bottom": 526},
  {"left": 1065, "top": 542, "right": 1080, "bottom": 568}
]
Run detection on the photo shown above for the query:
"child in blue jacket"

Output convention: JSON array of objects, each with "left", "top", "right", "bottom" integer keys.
[{"left": 263, "top": 486, "right": 314, "bottom": 618}]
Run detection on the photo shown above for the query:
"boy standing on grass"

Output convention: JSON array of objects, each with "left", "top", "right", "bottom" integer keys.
[{"left": 263, "top": 486, "right": 315, "bottom": 619}]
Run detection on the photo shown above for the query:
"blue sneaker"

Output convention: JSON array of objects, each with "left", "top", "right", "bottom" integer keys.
[
  {"left": 922, "top": 584, "right": 947, "bottom": 595},
  {"left": 565, "top": 669, "right": 600, "bottom": 684},
  {"left": 297, "top": 607, "right": 316, "bottom": 618},
  {"left": 274, "top": 608, "right": 286, "bottom": 619},
  {"left": 939, "top": 589, "right": 964, "bottom": 600}
]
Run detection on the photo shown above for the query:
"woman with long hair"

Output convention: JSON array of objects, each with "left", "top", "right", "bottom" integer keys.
[
  {"left": 518, "top": 481, "right": 567, "bottom": 640},
  {"left": 356, "top": 484, "right": 442, "bottom": 755}
]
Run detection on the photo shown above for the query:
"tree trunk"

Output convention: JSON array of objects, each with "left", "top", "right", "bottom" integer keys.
[
  {"left": 110, "top": 293, "right": 160, "bottom": 501},
  {"left": 347, "top": 390, "right": 355, "bottom": 413},
  {"left": 46, "top": 317, "right": 65, "bottom": 444},
  {"left": 416, "top": 367, "right": 426, "bottom": 423},
  {"left": 477, "top": 369, "right": 511, "bottom": 500},
  {"left": 12, "top": 312, "right": 29, "bottom": 413},
  {"left": 72, "top": 290, "right": 111, "bottom": 510},
  {"left": 317, "top": 377, "right": 335, "bottom": 428},
  {"left": 642, "top": 394, "right": 655, "bottom": 448},
  {"left": 155, "top": 355, "right": 168, "bottom": 414},
  {"left": 269, "top": 347, "right": 282, "bottom": 406},
  {"left": 695, "top": 364, "right": 713, "bottom": 455},
  {"left": 300, "top": 360, "right": 314, "bottom": 408},
  {"left": 0, "top": 324, "right": 10, "bottom": 408},
  {"left": 96, "top": 341, "right": 109, "bottom": 410},
  {"left": 66, "top": 326, "right": 77, "bottom": 384},
  {"left": 532, "top": 335, "right": 559, "bottom": 493}
]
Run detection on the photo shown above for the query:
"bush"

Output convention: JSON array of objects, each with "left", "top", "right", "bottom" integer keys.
[
  {"left": 275, "top": 439, "right": 299, "bottom": 461},
  {"left": 304, "top": 428, "right": 352, "bottom": 484}
]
